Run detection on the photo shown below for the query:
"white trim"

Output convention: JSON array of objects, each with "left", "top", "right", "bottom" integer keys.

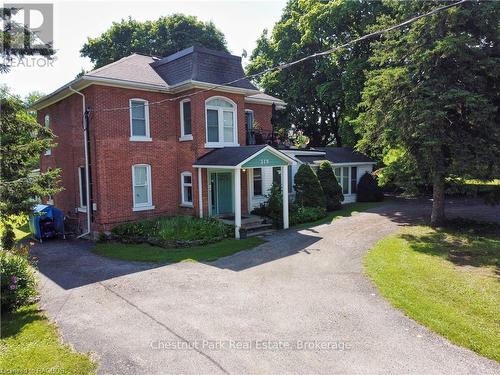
[
  {"left": 132, "top": 164, "right": 153, "bottom": 209},
  {"left": 129, "top": 98, "right": 150, "bottom": 140},
  {"left": 171, "top": 80, "right": 260, "bottom": 96},
  {"left": 237, "top": 145, "right": 296, "bottom": 167},
  {"left": 180, "top": 98, "right": 192, "bottom": 140},
  {"left": 179, "top": 135, "right": 193, "bottom": 142},
  {"left": 245, "top": 96, "right": 286, "bottom": 108},
  {"left": 198, "top": 168, "right": 203, "bottom": 218},
  {"left": 193, "top": 165, "right": 237, "bottom": 169},
  {"left": 282, "top": 165, "right": 289, "bottom": 229},
  {"left": 133, "top": 205, "right": 155, "bottom": 212},
  {"left": 234, "top": 168, "right": 241, "bottom": 239},
  {"left": 205, "top": 96, "right": 238, "bottom": 147},
  {"left": 180, "top": 171, "right": 194, "bottom": 207}
]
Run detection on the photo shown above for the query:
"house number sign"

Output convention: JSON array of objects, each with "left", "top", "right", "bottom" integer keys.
[{"left": 260, "top": 159, "right": 270, "bottom": 165}]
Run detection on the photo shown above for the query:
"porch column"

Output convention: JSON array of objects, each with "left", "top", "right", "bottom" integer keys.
[
  {"left": 234, "top": 168, "right": 241, "bottom": 239},
  {"left": 281, "top": 165, "right": 289, "bottom": 229},
  {"left": 198, "top": 168, "right": 203, "bottom": 218}
]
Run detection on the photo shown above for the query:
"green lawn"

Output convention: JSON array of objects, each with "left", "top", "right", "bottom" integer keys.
[
  {"left": 364, "top": 225, "right": 500, "bottom": 362},
  {"left": 94, "top": 237, "right": 265, "bottom": 263},
  {"left": 293, "top": 201, "right": 383, "bottom": 230},
  {"left": 0, "top": 304, "right": 97, "bottom": 374}
]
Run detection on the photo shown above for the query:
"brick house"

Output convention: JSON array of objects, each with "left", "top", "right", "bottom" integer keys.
[{"left": 32, "top": 46, "right": 374, "bottom": 238}]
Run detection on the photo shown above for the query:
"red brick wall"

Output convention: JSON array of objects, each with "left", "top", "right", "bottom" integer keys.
[
  {"left": 39, "top": 85, "right": 271, "bottom": 231},
  {"left": 245, "top": 103, "right": 273, "bottom": 135}
]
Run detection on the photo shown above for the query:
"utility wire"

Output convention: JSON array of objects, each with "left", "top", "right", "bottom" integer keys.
[{"left": 94, "top": 0, "right": 468, "bottom": 113}]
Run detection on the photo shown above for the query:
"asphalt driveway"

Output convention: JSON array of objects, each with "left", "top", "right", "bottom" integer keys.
[{"left": 34, "top": 198, "right": 500, "bottom": 374}]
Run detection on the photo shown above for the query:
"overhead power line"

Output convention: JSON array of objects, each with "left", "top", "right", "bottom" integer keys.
[{"left": 94, "top": 0, "right": 468, "bottom": 113}]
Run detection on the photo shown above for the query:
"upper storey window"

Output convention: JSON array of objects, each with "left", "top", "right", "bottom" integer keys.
[
  {"left": 129, "top": 99, "right": 151, "bottom": 141},
  {"left": 180, "top": 99, "right": 192, "bottom": 141},
  {"left": 44, "top": 114, "right": 51, "bottom": 155},
  {"left": 205, "top": 97, "right": 238, "bottom": 147}
]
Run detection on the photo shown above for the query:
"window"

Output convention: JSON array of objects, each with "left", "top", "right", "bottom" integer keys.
[
  {"left": 342, "top": 167, "right": 349, "bottom": 194},
  {"left": 205, "top": 97, "right": 237, "bottom": 146},
  {"left": 130, "top": 99, "right": 150, "bottom": 141},
  {"left": 351, "top": 167, "right": 358, "bottom": 194},
  {"left": 180, "top": 99, "right": 192, "bottom": 140},
  {"left": 132, "top": 164, "right": 153, "bottom": 210},
  {"left": 181, "top": 172, "right": 193, "bottom": 206},
  {"left": 245, "top": 110, "right": 254, "bottom": 145},
  {"left": 334, "top": 166, "right": 351, "bottom": 195},
  {"left": 245, "top": 110, "right": 254, "bottom": 131},
  {"left": 272, "top": 167, "right": 281, "bottom": 186},
  {"left": 253, "top": 168, "right": 262, "bottom": 196},
  {"left": 44, "top": 114, "right": 51, "bottom": 155},
  {"left": 79, "top": 166, "right": 87, "bottom": 208}
]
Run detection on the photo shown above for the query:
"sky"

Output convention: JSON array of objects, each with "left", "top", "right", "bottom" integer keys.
[{"left": 2, "top": 0, "right": 287, "bottom": 98}]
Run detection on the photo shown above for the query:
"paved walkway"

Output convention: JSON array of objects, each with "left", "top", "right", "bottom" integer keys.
[{"left": 34, "top": 198, "right": 500, "bottom": 374}]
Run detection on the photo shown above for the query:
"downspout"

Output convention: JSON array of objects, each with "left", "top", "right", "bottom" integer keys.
[{"left": 69, "top": 86, "right": 91, "bottom": 238}]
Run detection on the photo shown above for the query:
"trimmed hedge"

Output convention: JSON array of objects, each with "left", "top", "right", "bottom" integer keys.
[
  {"left": 294, "top": 164, "right": 325, "bottom": 208},
  {"left": 357, "top": 172, "right": 384, "bottom": 202},
  {"left": 317, "top": 161, "right": 344, "bottom": 211}
]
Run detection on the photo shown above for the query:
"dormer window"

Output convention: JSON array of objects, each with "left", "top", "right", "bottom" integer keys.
[
  {"left": 129, "top": 99, "right": 151, "bottom": 141},
  {"left": 205, "top": 97, "right": 238, "bottom": 147},
  {"left": 180, "top": 99, "right": 192, "bottom": 141}
]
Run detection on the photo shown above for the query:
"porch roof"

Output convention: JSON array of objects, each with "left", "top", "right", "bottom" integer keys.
[{"left": 193, "top": 145, "right": 295, "bottom": 168}]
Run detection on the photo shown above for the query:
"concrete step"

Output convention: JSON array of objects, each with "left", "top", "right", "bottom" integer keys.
[
  {"left": 242, "top": 222, "right": 273, "bottom": 231},
  {"left": 245, "top": 228, "right": 275, "bottom": 238}
]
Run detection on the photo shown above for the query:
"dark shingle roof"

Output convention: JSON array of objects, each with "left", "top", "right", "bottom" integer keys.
[
  {"left": 297, "top": 147, "right": 374, "bottom": 164},
  {"left": 151, "top": 46, "right": 258, "bottom": 90},
  {"left": 194, "top": 145, "right": 267, "bottom": 166}
]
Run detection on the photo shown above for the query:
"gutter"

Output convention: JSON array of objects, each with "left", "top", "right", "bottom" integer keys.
[{"left": 69, "top": 86, "right": 92, "bottom": 238}]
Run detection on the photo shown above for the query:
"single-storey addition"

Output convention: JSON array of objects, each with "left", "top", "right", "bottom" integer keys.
[{"left": 194, "top": 145, "right": 296, "bottom": 238}]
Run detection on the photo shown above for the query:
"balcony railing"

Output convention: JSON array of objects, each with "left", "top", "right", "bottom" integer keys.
[{"left": 246, "top": 130, "right": 276, "bottom": 146}]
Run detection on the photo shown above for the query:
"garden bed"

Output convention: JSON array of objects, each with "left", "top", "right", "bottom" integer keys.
[{"left": 108, "top": 216, "right": 234, "bottom": 248}]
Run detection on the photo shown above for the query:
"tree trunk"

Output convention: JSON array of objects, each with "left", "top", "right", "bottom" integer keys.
[
  {"left": 328, "top": 110, "right": 342, "bottom": 147},
  {"left": 430, "top": 173, "right": 445, "bottom": 226}
]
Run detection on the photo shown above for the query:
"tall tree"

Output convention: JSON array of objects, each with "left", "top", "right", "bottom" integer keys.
[
  {"left": 0, "top": 89, "right": 60, "bottom": 233},
  {"left": 247, "top": 0, "right": 385, "bottom": 147},
  {"left": 356, "top": 0, "right": 500, "bottom": 225},
  {"left": 81, "top": 14, "right": 228, "bottom": 69}
]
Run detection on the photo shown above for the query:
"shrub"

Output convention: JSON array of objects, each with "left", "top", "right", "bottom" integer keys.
[
  {"left": 317, "top": 161, "right": 344, "bottom": 211},
  {"left": 294, "top": 164, "right": 325, "bottom": 208},
  {"left": 0, "top": 250, "right": 37, "bottom": 312},
  {"left": 289, "top": 205, "right": 327, "bottom": 226},
  {"left": 1, "top": 224, "right": 16, "bottom": 250},
  {"left": 111, "top": 216, "right": 233, "bottom": 242},
  {"left": 357, "top": 172, "right": 384, "bottom": 202},
  {"left": 266, "top": 183, "right": 284, "bottom": 228}
]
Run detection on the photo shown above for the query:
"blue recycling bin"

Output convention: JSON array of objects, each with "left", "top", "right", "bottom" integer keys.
[{"left": 29, "top": 204, "right": 65, "bottom": 242}]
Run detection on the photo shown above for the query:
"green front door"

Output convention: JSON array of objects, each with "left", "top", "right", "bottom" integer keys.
[
  {"left": 217, "top": 173, "right": 233, "bottom": 214},
  {"left": 210, "top": 172, "right": 233, "bottom": 215}
]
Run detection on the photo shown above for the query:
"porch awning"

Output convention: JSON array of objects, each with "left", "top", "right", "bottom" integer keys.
[{"left": 193, "top": 145, "right": 296, "bottom": 169}]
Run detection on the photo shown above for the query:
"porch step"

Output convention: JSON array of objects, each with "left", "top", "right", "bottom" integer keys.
[
  {"left": 245, "top": 228, "right": 275, "bottom": 238},
  {"left": 242, "top": 222, "right": 273, "bottom": 231}
]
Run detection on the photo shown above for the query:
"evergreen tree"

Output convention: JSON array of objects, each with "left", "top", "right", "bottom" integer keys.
[
  {"left": 357, "top": 172, "right": 384, "bottom": 202},
  {"left": 294, "top": 164, "right": 325, "bottom": 208},
  {"left": 0, "top": 91, "right": 60, "bottom": 246},
  {"left": 317, "top": 161, "right": 343, "bottom": 210},
  {"left": 357, "top": 0, "right": 500, "bottom": 225}
]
